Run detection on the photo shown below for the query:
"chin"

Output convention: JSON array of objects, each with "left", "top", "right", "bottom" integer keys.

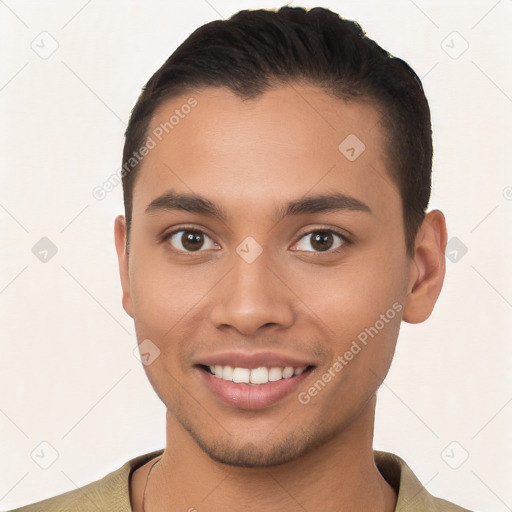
[
  {"left": 203, "top": 442, "right": 302, "bottom": 468},
  {"left": 188, "top": 426, "right": 324, "bottom": 468}
]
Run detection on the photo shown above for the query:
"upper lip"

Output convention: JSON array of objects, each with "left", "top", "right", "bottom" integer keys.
[{"left": 194, "top": 351, "right": 316, "bottom": 370}]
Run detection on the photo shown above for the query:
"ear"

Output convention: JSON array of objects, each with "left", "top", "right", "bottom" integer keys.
[
  {"left": 402, "top": 210, "right": 448, "bottom": 324},
  {"left": 114, "top": 215, "right": 134, "bottom": 318}
]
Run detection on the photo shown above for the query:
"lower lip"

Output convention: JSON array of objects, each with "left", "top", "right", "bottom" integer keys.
[{"left": 198, "top": 367, "right": 312, "bottom": 410}]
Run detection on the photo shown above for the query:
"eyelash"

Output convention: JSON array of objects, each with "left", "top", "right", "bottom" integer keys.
[{"left": 161, "top": 225, "right": 351, "bottom": 257}]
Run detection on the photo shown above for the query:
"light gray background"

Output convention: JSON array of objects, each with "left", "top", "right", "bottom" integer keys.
[{"left": 1, "top": 1, "right": 511, "bottom": 510}]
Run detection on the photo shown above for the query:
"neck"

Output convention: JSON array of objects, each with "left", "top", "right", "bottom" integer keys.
[{"left": 141, "top": 395, "right": 397, "bottom": 512}]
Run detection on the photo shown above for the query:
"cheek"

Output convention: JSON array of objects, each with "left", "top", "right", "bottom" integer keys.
[
  {"left": 128, "top": 247, "right": 216, "bottom": 349},
  {"left": 305, "top": 275, "right": 403, "bottom": 409},
  {"left": 291, "top": 253, "right": 406, "bottom": 330},
  {"left": 288, "top": 252, "right": 406, "bottom": 378}
]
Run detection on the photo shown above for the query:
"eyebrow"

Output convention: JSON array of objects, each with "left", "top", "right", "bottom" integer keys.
[{"left": 145, "top": 189, "right": 372, "bottom": 222}]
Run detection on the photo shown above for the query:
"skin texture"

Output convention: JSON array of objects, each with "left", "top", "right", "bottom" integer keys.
[{"left": 115, "top": 84, "right": 448, "bottom": 511}]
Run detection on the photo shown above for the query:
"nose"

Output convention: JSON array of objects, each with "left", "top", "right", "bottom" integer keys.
[{"left": 209, "top": 252, "right": 295, "bottom": 336}]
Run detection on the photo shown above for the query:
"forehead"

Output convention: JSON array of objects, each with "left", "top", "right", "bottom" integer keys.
[{"left": 132, "top": 84, "right": 400, "bottom": 221}]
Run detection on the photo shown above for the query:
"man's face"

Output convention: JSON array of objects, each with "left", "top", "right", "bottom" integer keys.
[{"left": 118, "top": 84, "right": 415, "bottom": 466}]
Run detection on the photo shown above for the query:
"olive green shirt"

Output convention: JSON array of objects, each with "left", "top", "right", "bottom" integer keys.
[{"left": 7, "top": 449, "right": 473, "bottom": 511}]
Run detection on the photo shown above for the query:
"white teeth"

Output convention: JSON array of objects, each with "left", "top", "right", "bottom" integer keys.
[
  {"left": 222, "top": 365, "right": 233, "bottom": 381},
  {"left": 282, "top": 366, "right": 294, "bottom": 378},
  {"left": 250, "top": 367, "right": 269, "bottom": 384},
  {"left": 232, "top": 367, "right": 250, "bottom": 383},
  {"left": 268, "top": 367, "right": 283, "bottom": 381},
  {"left": 207, "top": 364, "right": 307, "bottom": 384}
]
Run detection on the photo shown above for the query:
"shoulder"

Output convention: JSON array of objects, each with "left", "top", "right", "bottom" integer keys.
[
  {"left": 374, "top": 450, "right": 476, "bottom": 512},
  {"left": 5, "top": 449, "right": 164, "bottom": 512}
]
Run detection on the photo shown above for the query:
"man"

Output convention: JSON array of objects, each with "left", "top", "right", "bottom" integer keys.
[{"left": 10, "top": 5, "right": 475, "bottom": 512}]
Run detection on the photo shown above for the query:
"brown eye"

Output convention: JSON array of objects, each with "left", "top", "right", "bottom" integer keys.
[
  {"left": 294, "top": 230, "right": 346, "bottom": 253},
  {"left": 310, "top": 232, "right": 334, "bottom": 251},
  {"left": 167, "top": 230, "right": 217, "bottom": 252},
  {"left": 181, "top": 231, "right": 204, "bottom": 251}
]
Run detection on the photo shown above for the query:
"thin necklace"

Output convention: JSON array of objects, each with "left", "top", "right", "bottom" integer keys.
[{"left": 142, "top": 456, "right": 162, "bottom": 512}]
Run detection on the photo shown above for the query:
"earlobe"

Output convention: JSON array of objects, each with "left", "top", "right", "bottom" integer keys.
[
  {"left": 114, "top": 215, "right": 134, "bottom": 318},
  {"left": 402, "top": 210, "right": 448, "bottom": 324}
]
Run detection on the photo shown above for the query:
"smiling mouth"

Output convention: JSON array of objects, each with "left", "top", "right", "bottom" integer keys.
[{"left": 198, "top": 364, "right": 315, "bottom": 385}]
